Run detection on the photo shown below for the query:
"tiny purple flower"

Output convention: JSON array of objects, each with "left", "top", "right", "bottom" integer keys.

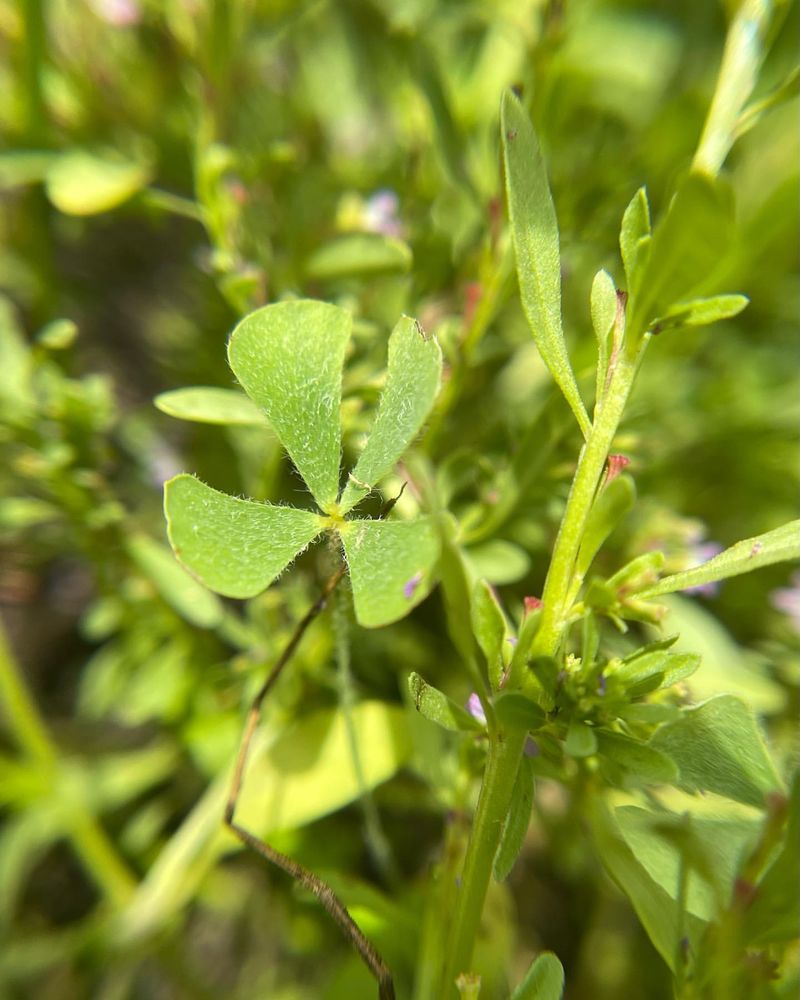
[
  {"left": 364, "top": 189, "right": 403, "bottom": 238},
  {"left": 683, "top": 541, "right": 724, "bottom": 597},
  {"left": 524, "top": 737, "right": 540, "bottom": 757},
  {"left": 771, "top": 572, "right": 800, "bottom": 633},
  {"left": 403, "top": 571, "right": 423, "bottom": 600},
  {"left": 597, "top": 674, "right": 607, "bottom": 696},
  {"left": 467, "top": 693, "right": 486, "bottom": 726},
  {"left": 507, "top": 636, "right": 518, "bottom": 647}
]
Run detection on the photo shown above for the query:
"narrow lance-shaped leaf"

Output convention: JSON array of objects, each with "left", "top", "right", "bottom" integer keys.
[
  {"left": 494, "top": 755, "right": 535, "bottom": 881},
  {"left": 627, "top": 172, "right": 735, "bottom": 338},
  {"left": 228, "top": 300, "right": 350, "bottom": 511},
  {"left": 407, "top": 673, "right": 484, "bottom": 733},
  {"left": 637, "top": 519, "right": 800, "bottom": 598},
  {"left": 574, "top": 474, "right": 636, "bottom": 587},
  {"left": 590, "top": 268, "right": 617, "bottom": 401},
  {"left": 652, "top": 293, "right": 749, "bottom": 333},
  {"left": 339, "top": 316, "right": 442, "bottom": 513},
  {"left": 164, "top": 474, "right": 325, "bottom": 599},
  {"left": 155, "top": 387, "right": 268, "bottom": 427},
  {"left": 340, "top": 517, "right": 440, "bottom": 628},
  {"left": 501, "top": 90, "right": 591, "bottom": 438},
  {"left": 471, "top": 579, "right": 508, "bottom": 690},
  {"left": 619, "top": 186, "right": 651, "bottom": 293}
]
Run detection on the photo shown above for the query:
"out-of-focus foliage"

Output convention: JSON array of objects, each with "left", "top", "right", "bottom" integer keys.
[{"left": 0, "top": 1, "right": 797, "bottom": 998}]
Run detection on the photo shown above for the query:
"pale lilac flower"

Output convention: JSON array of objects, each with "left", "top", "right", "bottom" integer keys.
[
  {"left": 524, "top": 737, "right": 540, "bottom": 757},
  {"left": 771, "top": 572, "right": 800, "bottom": 633},
  {"left": 683, "top": 541, "right": 724, "bottom": 597},
  {"left": 403, "top": 571, "right": 423, "bottom": 600},
  {"left": 90, "top": 0, "right": 141, "bottom": 26},
  {"left": 363, "top": 189, "right": 403, "bottom": 238},
  {"left": 467, "top": 693, "right": 486, "bottom": 725}
]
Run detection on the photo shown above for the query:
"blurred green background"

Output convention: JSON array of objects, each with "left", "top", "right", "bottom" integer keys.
[{"left": 0, "top": 1, "right": 798, "bottom": 997}]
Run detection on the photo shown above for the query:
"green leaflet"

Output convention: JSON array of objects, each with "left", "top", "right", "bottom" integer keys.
[
  {"left": 305, "top": 233, "right": 412, "bottom": 281},
  {"left": 619, "top": 186, "right": 651, "bottom": 292},
  {"left": 596, "top": 729, "right": 678, "bottom": 787},
  {"left": 501, "top": 90, "right": 591, "bottom": 438},
  {"left": 627, "top": 172, "right": 735, "bottom": 337},
  {"left": 45, "top": 150, "right": 151, "bottom": 216},
  {"left": 125, "top": 533, "right": 224, "bottom": 628},
  {"left": 649, "top": 695, "right": 784, "bottom": 807},
  {"left": 652, "top": 293, "right": 749, "bottom": 332},
  {"left": 510, "top": 951, "right": 565, "bottom": 1000},
  {"left": 154, "top": 387, "right": 268, "bottom": 426},
  {"left": 574, "top": 474, "right": 636, "bottom": 585},
  {"left": 407, "top": 673, "right": 484, "bottom": 733},
  {"left": 340, "top": 517, "right": 440, "bottom": 628},
  {"left": 163, "top": 474, "right": 325, "bottom": 599},
  {"left": 616, "top": 806, "right": 761, "bottom": 921},
  {"left": 637, "top": 519, "right": 800, "bottom": 598},
  {"left": 590, "top": 268, "right": 617, "bottom": 400},
  {"left": 340, "top": 315, "right": 442, "bottom": 513},
  {"left": 228, "top": 299, "right": 351, "bottom": 511},
  {"left": 589, "top": 799, "right": 707, "bottom": 972},
  {"left": 494, "top": 755, "right": 535, "bottom": 882},
  {"left": 471, "top": 579, "right": 508, "bottom": 690}
]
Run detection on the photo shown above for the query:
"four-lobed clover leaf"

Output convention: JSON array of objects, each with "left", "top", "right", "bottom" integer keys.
[{"left": 163, "top": 299, "right": 442, "bottom": 628}]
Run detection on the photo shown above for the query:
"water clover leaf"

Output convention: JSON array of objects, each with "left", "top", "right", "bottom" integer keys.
[
  {"left": 340, "top": 518, "right": 440, "bottom": 628},
  {"left": 164, "top": 475, "right": 326, "bottom": 599},
  {"left": 227, "top": 299, "right": 350, "bottom": 511},
  {"left": 339, "top": 315, "right": 441, "bottom": 513},
  {"left": 164, "top": 300, "right": 442, "bottom": 629},
  {"left": 501, "top": 90, "right": 591, "bottom": 438}
]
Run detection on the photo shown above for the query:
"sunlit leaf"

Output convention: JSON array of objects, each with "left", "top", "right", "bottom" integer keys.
[
  {"left": 340, "top": 315, "right": 441, "bottom": 512},
  {"left": 45, "top": 150, "right": 151, "bottom": 215},
  {"left": 501, "top": 90, "right": 590, "bottom": 437},
  {"left": 155, "top": 387, "right": 268, "bottom": 426},
  {"left": 164, "top": 474, "right": 325, "bottom": 599},
  {"left": 228, "top": 300, "right": 350, "bottom": 510},
  {"left": 340, "top": 517, "right": 440, "bottom": 628}
]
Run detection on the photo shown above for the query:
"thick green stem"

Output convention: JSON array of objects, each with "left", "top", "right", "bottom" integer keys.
[
  {"left": 532, "top": 349, "right": 641, "bottom": 659},
  {"left": 440, "top": 725, "right": 528, "bottom": 993},
  {"left": 438, "top": 344, "right": 643, "bottom": 996}
]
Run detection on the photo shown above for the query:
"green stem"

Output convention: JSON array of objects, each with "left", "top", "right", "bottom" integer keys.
[
  {"left": 692, "top": 0, "right": 773, "bottom": 176},
  {"left": 439, "top": 725, "right": 527, "bottom": 993},
  {"left": 0, "top": 619, "right": 137, "bottom": 906},
  {"left": 0, "top": 619, "right": 54, "bottom": 764},
  {"left": 438, "top": 343, "right": 643, "bottom": 996},
  {"left": 532, "top": 348, "right": 641, "bottom": 660}
]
